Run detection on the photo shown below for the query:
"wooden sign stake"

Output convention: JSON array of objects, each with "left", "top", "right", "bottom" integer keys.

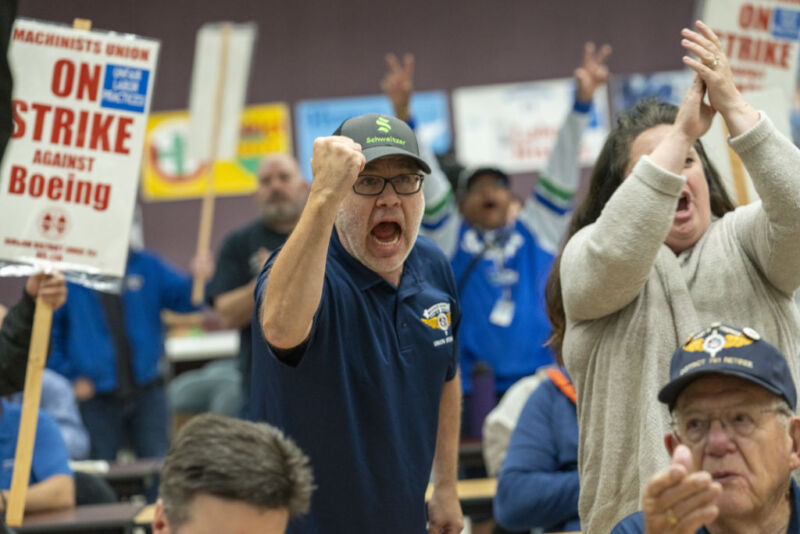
[
  {"left": 5, "top": 296, "right": 55, "bottom": 526},
  {"left": 723, "top": 122, "right": 749, "bottom": 205},
  {"left": 191, "top": 22, "right": 232, "bottom": 305}
]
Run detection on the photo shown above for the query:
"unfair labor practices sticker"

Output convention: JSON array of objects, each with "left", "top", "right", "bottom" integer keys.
[{"left": 101, "top": 64, "right": 150, "bottom": 113}]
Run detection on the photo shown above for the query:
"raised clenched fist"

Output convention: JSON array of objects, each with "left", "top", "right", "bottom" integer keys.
[{"left": 309, "top": 136, "right": 366, "bottom": 204}]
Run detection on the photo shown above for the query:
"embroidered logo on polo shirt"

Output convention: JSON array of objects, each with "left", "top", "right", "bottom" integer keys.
[{"left": 421, "top": 302, "right": 454, "bottom": 347}]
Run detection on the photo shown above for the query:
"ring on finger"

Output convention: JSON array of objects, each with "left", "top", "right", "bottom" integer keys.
[
  {"left": 666, "top": 508, "right": 678, "bottom": 526},
  {"left": 705, "top": 55, "right": 720, "bottom": 69}
]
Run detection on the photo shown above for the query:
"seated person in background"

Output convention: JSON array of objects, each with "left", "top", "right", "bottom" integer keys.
[
  {"left": 152, "top": 413, "right": 314, "bottom": 534},
  {"left": 0, "top": 273, "right": 67, "bottom": 395},
  {"left": 10, "top": 369, "right": 89, "bottom": 460},
  {"left": 381, "top": 44, "right": 611, "bottom": 425},
  {"left": 613, "top": 324, "right": 800, "bottom": 534},
  {"left": 168, "top": 359, "right": 241, "bottom": 419},
  {"left": 494, "top": 367, "right": 579, "bottom": 533},
  {"left": 0, "top": 398, "right": 75, "bottom": 514}
]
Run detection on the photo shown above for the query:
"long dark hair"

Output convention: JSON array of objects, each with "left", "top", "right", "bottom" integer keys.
[{"left": 545, "top": 98, "right": 737, "bottom": 363}]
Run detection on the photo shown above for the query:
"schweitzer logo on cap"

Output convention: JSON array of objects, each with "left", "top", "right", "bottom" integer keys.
[
  {"left": 366, "top": 116, "right": 407, "bottom": 147},
  {"left": 376, "top": 116, "right": 392, "bottom": 133}
]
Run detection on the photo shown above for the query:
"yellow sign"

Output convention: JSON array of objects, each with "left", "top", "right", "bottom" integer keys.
[{"left": 142, "top": 103, "right": 292, "bottom": 200}]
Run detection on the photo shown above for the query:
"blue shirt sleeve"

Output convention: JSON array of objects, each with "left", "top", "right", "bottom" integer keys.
[
  {"left": 150, "top": 253, "right": 197, "bottom": 313},
  {"left": 610, "top": 511, "right": 646, "bottom": 533},
  {"left": 30, "top": 410, "right": 73, "bottom": 484},
  {"left": 494, "top": 379, "right": 580, "bottom": 531},
  {"left": 573, "top": 98, "right": 592, "bottom": 114},
  {"left": 253, "top": 251, "right": 327, "bottom": 368}
]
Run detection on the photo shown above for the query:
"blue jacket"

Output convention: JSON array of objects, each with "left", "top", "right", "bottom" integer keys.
[
  {"left": 48, "top": 249, "right": 197, "bottom": 393},
  {"left": 494, "top": 369, "right": 580, "bottom": 532}
]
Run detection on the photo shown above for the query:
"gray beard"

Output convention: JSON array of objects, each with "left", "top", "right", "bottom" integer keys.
[{"left": 262, "top": 201, "right": 303, "bottom": 226}]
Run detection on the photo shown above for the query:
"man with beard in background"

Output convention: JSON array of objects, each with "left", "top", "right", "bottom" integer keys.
[{"left": 172, "top": 154, "right": 309, "bottom": 419}]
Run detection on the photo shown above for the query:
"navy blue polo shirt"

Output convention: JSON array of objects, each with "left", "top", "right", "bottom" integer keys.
[{"left": 252, "top": 229, "right": 460, "bottom": 534}]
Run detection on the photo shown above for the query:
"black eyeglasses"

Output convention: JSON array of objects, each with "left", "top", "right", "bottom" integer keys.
[{"left": 352, "top": 173, "right": 425, "bottom": 196}]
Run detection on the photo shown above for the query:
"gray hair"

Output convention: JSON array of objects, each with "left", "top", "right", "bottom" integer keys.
[{"left": 159, "top": 414, "right": 314, "bottom": 529}]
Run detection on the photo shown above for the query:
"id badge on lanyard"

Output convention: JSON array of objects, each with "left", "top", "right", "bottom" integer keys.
[
  {"left": 489, "top": 260, "right": 518, "bottom": 327},
  {"left": 489, "top": 295, "right": 515, "bottom": 327}
]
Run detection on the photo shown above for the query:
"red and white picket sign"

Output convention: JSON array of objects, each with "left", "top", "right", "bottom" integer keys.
[{"left": 0, "top": 18, "right": 159, "bottom": 283}]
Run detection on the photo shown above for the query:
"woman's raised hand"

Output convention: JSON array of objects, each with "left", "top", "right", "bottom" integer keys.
[{"left": 681, "top": 20, "right": 759, "bottom": 135}]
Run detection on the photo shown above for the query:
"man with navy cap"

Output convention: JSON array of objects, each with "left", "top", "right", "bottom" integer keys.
[
  {"left": 253, "top": 114, "right": 462, "bottom": 534},
  {"left": 612, "top": 324, "right": 800, "bottom": 534}
]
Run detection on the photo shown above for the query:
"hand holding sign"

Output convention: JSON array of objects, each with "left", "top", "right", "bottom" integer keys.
[{"left": 25, "top": 272, "right": 67, "bottom": 310}]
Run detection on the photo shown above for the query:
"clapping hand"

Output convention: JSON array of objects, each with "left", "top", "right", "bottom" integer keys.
[
  {"left": 680, "top": 20, "right": 759, "bottom": 135},
  {"left": 642, "top": 444, "right": 721, "bottom": 534}
]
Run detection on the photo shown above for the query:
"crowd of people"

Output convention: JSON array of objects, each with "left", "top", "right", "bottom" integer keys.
[{"left": 3, "top": 11, "right": 800, "bottom": 534}]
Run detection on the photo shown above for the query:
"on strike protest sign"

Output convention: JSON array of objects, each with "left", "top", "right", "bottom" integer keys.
[
  {"left": 0, "top": 19, "right": 159, "bottom": 286},
  {"left": 703, "top": 0, "right": 800, "bottom": 107}
]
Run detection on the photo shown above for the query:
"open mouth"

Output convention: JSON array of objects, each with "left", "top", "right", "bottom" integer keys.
[
  {"left": 482, "top": 200, "right": 497, "bottom": 210},
  {"left": 370, "top": 221, "right": 401, "bottom": 246},
  {"left": 675, "top": 191, "right": 691, "bottom": 217},
  {"left": 711, "top": 471, "right": 739, "bottom": 483}
]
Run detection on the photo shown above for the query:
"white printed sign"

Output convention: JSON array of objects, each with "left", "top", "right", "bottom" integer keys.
[
  {"left": 453, "top": 78, "right": 610, "bottom": 173},
  {"left": 186, "top": 22, "right": 256, "bottom": 162},
  {"left": 0, "top": 19, "right": 159, "bottom": 280}
]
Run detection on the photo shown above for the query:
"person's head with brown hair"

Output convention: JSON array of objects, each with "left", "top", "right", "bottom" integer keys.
[
  {"left": 545, "top": 98, "right": 736, "bottom": 362},
  {"left": 152, "top": 413, "right": 314, "bottom": 534}
]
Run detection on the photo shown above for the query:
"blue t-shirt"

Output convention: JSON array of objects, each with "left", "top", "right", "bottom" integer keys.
[
  {"left": 611, "top": 479, "right": 800, "bottom": 533},
  {"left": 251, "top": 230, "right": 459, "bottom": 534},
  {"left": 0, "top": 399, "right": 73, "bottom": 488}
]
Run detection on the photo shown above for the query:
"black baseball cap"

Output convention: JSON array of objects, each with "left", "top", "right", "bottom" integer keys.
[
  {"left": 333, "top": 113, "right": 431, "bottom": 173},
  {"left": 658, "top": 324, "right": 797, "bottom": 411},
  {"left": 457, "top": 166, "right": 510, "bottom": 196}
]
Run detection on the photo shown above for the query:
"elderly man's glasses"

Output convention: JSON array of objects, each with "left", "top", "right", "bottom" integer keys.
[
  {"left": 673, "top": 403, "right": 791, "bottom": 445},
  {"left": 352, "top": 173, "right": 425, "bottom": 196}
]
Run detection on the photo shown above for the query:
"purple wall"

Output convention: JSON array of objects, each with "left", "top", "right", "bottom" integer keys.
[{"left": 0, "top": 0, "right": 697, "bottom": 303}]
